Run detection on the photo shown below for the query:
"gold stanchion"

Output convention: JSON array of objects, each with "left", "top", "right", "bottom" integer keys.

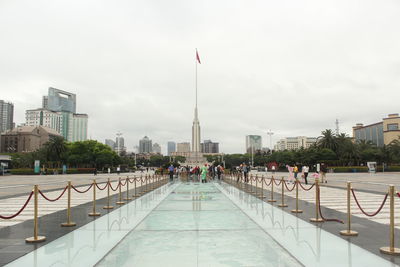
[
  {"left": 291, "top": 180, "right": 303, "bottom": 213},
  {"left": 116, "top": 178, "right": 125, "bottom": 205},
  {"left": 103, "top": 178, "right": 114, "bottom": 209},
  {"left": 61, "top": 181, "right": 76, "bottom": 227},
  {"left": 124, "top": 177, "right": 132, "bottom": 201},
  {"left": 133, "top": 177, "right": 139, "bottom": 197},
  {"left": 88, "top": 179, "right": 101, "bottom": 216},
  {"left": 310, "top": 178, "right": 323, "bottom": 222},
  {"left": 255, "top": 175, "right": 259, "bottom": 196},
  {"left": 380, "top": 185, "right": 400, "bottom": 255},
  {"left": 26, "top": 185, "right": 46, "bottom": 243},
  {"left": 260, "top": 175, "right": 266, "bottom": 199},
  {"left": 278, "top": 177, "right": 288, "bottom": 207},
  {"left": 340, "top": 182, "right": 358, "bottom": 236},
  {"left": 268, "top": 177, "right": 276, "bottom": 203}
]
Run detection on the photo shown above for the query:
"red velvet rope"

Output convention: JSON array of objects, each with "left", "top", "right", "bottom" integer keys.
[
  {"left": 95, "top": 182, "right": 108, "bottom": 191},
  {"left": 351, "top": 189, "right": 388, "bottom": 217},
  {"left": 264, "top": 178, "right": 273, "bottom": 186},
  {"left": 317, "top": 186, "right": 344, "bottom": 224},
  {"left": 109, "top": 182, "right": 120, "bottom": 191},
  {"left": 72, "top": 183, "right": 94, "bottom": 193},
  {"left": 299, "top": 183, "right": 315, "bottom": 191},
  {"left": 0, "top": 191, "right": 34, "bottom": 219},
  {"left": 284, "top": 181, "right": 296, "bottom": 192},
  {"left": 39, "top": 186, "right": 68, "bottom": 202}
]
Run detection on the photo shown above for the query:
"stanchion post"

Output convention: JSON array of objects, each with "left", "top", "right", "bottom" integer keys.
[
  {"left": 380, "top": 185, "right": 400, "bottom": 255},
  {"left": 116, "top": 178, "right": 125, "bottom": 205},
  {"left": 61, "top": 181, "right": 76, "bottom": 226},
  {"left": 291, "top": 179, "right": 303, "bottom": 213},
  {"left": 340, "top": 182, "right": 358, "bottom": 236},
  {"left": 310, "top": 178, "right": 323, "bottom": 222},
  {"left": 268, "top": 177, "right": 276, "bottom": 203},
  {"left": 26, "top": 185, "right": 46, "bottom": 243},
  {"left": 255, "top": 175, "right": 259, "bottom": 196},
  {"left": 124, "top": 177, "right": 132, "bottom": 201},
  {"left": 103, "top": 178, "right": 114, "bottom": 209},
  {"left": 88, "top": 179, "right": 101, "bottom": 216},
  {"left": 260, "top": 175, "right": 265, "bottom": 199},
  {"left": 133, "top": 177, "right": 139, "bottom": 197},
  {"left": 278, "top": 177, "right": 288, "bottom": 207}
]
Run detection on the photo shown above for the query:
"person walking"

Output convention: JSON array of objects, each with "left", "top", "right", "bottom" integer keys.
[
  {"left": 302, "top": 165, "right": 309, "bottom": 185},
  {"left": 320, "top": 163, "right": 328, "bottom": 183},
  {"left": 271, "top": 165, "right": 276, "bottom": 174},
  {"left": 243, "top": 163, "right": 249, "bottom": 183},
  {"left": 286, "top": 165, "right": 294, "bottom": 183},
  {"left": 293, "top": 165, "right": 299, "bottom": 180},
  {"left": 201, "top": 164, "right": 208, "bottom": 183},
  {"left": 168, "top": 164, "right": 174, "bottom": 182},
  {"left": 217, "top": 165, "right": 222, "bottom": 180}
]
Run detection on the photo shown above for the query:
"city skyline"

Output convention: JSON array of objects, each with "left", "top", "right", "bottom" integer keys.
[{"left": 1, "top": 0, "right": 399, "bottom": 153}]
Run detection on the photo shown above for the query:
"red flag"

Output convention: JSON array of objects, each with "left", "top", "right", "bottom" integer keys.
[{"left": 196, "top": 49, "right": 201, "bottom": 64}]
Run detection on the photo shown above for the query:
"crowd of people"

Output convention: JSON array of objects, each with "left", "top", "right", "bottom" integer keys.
[{"left": 167, "top": 164, "right": 225, "bottom": 183}]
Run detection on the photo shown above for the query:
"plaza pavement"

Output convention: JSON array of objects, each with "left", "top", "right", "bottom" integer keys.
[{"left": 1, "top": 171, "right": 400, "bottom": 229}]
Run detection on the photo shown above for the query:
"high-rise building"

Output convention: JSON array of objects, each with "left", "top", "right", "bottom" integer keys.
[
  {"left": 201, "top": 140, "right": 219, "bottom": 153},
  {"left": 0, "top": 100, "right": 14, "bottom": 133},
  {"left": 353, "top": 113, "right": 400, "bottom": 147},
  {"left": 105, "top": 139, "right": 116, "bottom": 149},
  {"left": 46, "top": 87, "right": 76, "bottom": 113},
  {"left": 167, "top": 141, "right": 176, "bottom": 156},
  {"left": 26, "top": 108, "right": 63, "bottom": 133},
  {"left": 115, "top": 136, "right": 125, "bottom": 153},
  {"left": 177, "top": 142, "right": 191, "bottom": 153},
  {"left": 25, "top": 87, "right": 88, "bottom": 142},
  {"left": 245, "top": 135, "right": 262, "bottom": 153},
  {"left": 274, "top": 136, "right": 317, "bottom": 151},
  {"left": 152, "top": 143, "right": 161, "bottom": 154},
  {"left": 139, "top": 136, "right": 152, "bottom": 153}
]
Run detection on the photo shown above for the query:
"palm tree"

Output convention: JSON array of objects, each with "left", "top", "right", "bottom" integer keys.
[
  {"left": 318, "top": 129, "right": 339, "bottom": 152},
  {"left": 44, "top": 136, "right": 67, "bottom": 168}
]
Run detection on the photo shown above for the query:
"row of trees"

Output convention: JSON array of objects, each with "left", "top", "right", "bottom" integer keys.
[
  {"left": 206, "top": 130, "right": 400, "bottom": 169},
  {"left": 10, "top": 137, "right": 186, "bottom": 170}
]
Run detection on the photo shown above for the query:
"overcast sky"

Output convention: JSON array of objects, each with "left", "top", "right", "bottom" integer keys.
[{"left": 1, "top": 0, "right": 400, "bottom": 154}]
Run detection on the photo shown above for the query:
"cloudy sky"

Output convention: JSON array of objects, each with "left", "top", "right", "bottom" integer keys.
[{"left": 1, "top": 0, "right": 400, "bottom": 154}]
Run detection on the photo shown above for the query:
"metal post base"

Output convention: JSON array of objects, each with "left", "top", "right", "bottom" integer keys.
[
  {"left": 103, "top": 206, "right": 114, "bottom": 209},
  {"left": 26, "top": 236, "right": 46, "bottom": 243},
  {"left": 278, "top": 204, "right": 288, "bottom": 207},
  {"left": 310, "top": 218, "right": 324, "bottom": 222},
  {"left": 267, "top": 199, "right": 276, "bottom": 203},
  {"left": 61, "top": 222, "right": 76, "bottom": 227},
  {"left": 380, "top": 247, "right": 400, "bottom": 255},
  {"left": 124, "top": 198, "right": 133, "bottom": 201},
  {"left": 291, "top": 209, "right": 303, "bottom": 213},
  {"left": 340, "top": 230, "right": 358, "bottom": 236},
  {"left": 88, "top": 212, "right": 101, "bottom": 216},
  {"left": 116, "top": 201, "right": 125, "bottom": 205}
]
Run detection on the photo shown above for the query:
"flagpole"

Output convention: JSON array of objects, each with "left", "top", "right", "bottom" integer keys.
[{"left": 195, "top": 48, "right": 198, "bottom": 109}]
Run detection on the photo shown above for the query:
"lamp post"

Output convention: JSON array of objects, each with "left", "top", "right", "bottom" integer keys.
[{"left": 267, "top": 130, "right": 274, "bottom": 151}]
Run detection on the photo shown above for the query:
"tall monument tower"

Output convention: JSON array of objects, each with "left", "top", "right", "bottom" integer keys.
[
  {"left": 192, "top": 107, "right": 201, "bottom": 152},
  {"left": 192, "top": 49, "right": 201, "bottom": 153}
]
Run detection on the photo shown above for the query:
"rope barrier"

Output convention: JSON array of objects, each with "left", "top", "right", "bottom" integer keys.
[
  {"left": 299, "top": 182, "right": 315, "bottom": 191},
  {"left": 0, "top": 191, "right": 34, "bottom": 219},
  {"left": 109, "top": 181, "right": 120, "bottom": 191},
  {"left": 273, "top": 178, "right": 283, "bottom": 186},
  {"left": 351, "top": 189, "right": 388, "bottom": 217},
  {"left": 39, "top": 186, "right": 68, "bottom": 202},
  {"left": 120, "top": 180, "right": 127, "bottom": 186},
  {"left": 264, "top": 178, "right": 273, "bottom": 186},
  {"left": 317, "top": 186, "right": 344, "bottom": 224},
  {"left": 95, "top": 182, "right": 109, "bottom": 191},
  {"left": 284, "top": 180, "right": 296, "bottom": 192},
  {"left": 71, "top": 183, "right": 93, "bottom": 193}
]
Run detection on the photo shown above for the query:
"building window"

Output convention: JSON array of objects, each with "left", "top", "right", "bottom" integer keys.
[{"left": 388, "top": 123, "right": 399, "bottom": 131}]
